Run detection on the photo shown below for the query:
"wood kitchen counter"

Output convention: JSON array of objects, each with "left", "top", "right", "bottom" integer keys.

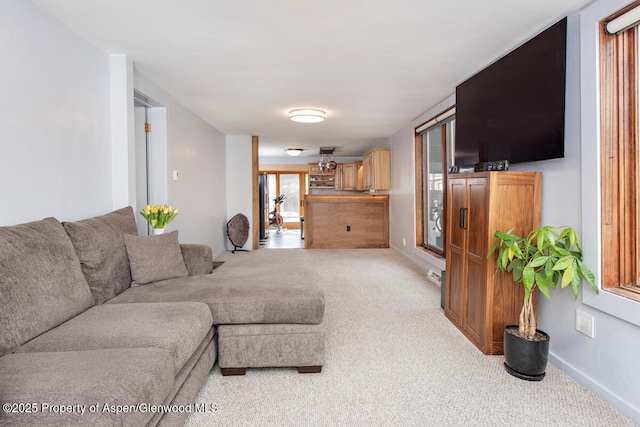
[{"left": 304, "top": 195, "right": 389, "bottom": 249}]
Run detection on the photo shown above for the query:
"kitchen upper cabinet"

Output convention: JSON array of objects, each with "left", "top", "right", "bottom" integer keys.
[
  {"left": 363, "top": 148, "right": 390, "bottom": 191},
  {"left": 444, "top": 171, "right": 541, "bottom": 355},
  {"left": 336, "top": 161, "right": 363, "bottom": 191}
]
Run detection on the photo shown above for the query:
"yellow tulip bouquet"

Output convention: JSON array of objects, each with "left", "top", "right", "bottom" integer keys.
[{"left": 140, "top": 204, "right": 179, "bottom": 229}]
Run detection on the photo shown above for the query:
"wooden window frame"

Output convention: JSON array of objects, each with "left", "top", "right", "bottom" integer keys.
[
  {"left": 600, "top": 2, "right": 640, "bottom": 302},
  {"left": 415, "top": 112, "right": 454, "bottom": 257}
]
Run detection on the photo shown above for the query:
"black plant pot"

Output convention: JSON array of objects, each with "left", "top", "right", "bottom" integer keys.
[{"left": 503, "top": 325, "right": 550, "bottom": 381}]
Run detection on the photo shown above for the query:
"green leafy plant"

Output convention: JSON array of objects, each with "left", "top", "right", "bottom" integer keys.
[
  {"left": 140, "top": 204, "right": 179, "bottom": 229},
  {"left": 488, "top": 226, "right": 598, "bottom": 340}
]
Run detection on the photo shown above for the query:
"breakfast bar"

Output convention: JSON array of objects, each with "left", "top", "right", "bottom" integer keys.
[{"left": 303, "top": 194, "right": 389, "bottom": 249}]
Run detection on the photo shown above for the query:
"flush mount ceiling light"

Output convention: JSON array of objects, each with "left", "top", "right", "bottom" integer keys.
[
  {"left": 289, "top": 108, "right": 326, "bottom": 123},
  {"left": 285, "top": 148, "right": 304, "bottom": 157}
]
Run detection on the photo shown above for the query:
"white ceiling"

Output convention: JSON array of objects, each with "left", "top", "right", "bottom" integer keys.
[{"left": 30, "top": 0, "right": 594, "bottom": 158}]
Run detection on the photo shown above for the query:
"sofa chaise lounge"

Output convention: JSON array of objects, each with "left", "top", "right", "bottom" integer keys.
[{"left": 0, "top": 207, "right": 324, "bottom": 426}]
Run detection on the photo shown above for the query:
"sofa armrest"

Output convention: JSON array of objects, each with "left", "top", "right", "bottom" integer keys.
[{"left": 180, "top": 244, "right": 213, "bottom": 276}]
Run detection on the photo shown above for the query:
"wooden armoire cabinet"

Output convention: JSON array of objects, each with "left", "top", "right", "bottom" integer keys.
[{"left": 444, "top": 171, "right": 542, "bottom": 355}]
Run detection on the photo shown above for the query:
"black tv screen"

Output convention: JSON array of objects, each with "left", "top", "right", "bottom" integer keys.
[{"left": 455, "top": 17, "right": 567, "bottom": 165}]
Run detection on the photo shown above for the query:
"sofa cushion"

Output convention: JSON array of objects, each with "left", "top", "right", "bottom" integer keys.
[
  {"left": 62, "top": 206, "right": 139, "bottom": 304},
  {"left": 123, "top": 231, "right": 189, "bottom": 286},
  {"left": 0, "top": 348, "right": 173, "bottom": 426},
  {"left": 0, "top": 217, "right": 95, "bottom": 357},
  {"left": 107, "top": 274, "right": 325, "bottom": 325},
  {"left": 16, "top": 302, "right": 213, "bottom": 376},
  {"left": 180, "top": 243, "right": 214, "bottom": 276}
]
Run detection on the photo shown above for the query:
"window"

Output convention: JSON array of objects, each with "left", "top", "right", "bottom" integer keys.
[
  {"left": 415, "top": 109, "right": 455, "bottom": 255},
  {"left": 600, "top": 3, "right": 640, "bottom": 301}
]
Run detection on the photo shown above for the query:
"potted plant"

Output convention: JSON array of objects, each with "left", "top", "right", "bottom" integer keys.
[
  {"left": 488, "top": 225, "right": 598, "bottom": 381},
  {"left": 140, "top": 204, "right": 179, "bottom": 234}
]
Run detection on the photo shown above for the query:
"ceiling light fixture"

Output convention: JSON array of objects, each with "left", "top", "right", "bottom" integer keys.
[
  {"left": 285, "top": 148, "right": 304, "bottom": 157},
  {"left": 289, "top": 108, "right": 326, "bottom": 123}
]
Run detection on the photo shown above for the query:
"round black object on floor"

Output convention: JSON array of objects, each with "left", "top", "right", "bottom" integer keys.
[{"left": 227, "top": 213, "right": 249, "bottom": 253}]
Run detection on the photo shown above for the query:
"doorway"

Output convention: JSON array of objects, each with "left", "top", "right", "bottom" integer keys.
[
  {"left": 260, "top": 171, "right": 307, "bottom": 248},
  {"left": 133, "top": 90, "right": 166, "bottom": 235}
]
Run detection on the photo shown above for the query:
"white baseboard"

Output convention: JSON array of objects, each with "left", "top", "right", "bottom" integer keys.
[
  {"left": 390, "top": 244, "right": 442, "bottom": 277},
  {"left": 549, "top": 352, "right": 640, "bottom": 423}
]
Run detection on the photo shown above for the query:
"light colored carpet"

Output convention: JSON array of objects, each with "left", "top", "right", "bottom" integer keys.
[{"left": 185, "top": 249, "right": 636, "bottom": 426}]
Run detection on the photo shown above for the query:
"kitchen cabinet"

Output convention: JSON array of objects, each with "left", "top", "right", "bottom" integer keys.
[
  {"left": 335, "top": 161, "right": 363, "bottom": 191},
  {"left": 444, "top": 171, "right": 541, "bottom": 355},
  {"left": 363, "top": 148, "right": 390, "bottom": 191}
]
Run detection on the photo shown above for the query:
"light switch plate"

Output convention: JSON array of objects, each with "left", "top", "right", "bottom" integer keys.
[{"left": 576, "top": 309, "right": 595, "bottom": 338}]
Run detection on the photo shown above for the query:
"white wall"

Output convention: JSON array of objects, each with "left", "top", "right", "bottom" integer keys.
[
  {"left": 226, "top": 135, "right": 253, "bottom": 250},
  {"left": 0, "top": 0, "right": 112, "bottom": 225},
  {"left": 388, "top": 7, "right": 639, "bottom": 422},
  {"left": 167, "top": 101, "right": 227, "bottom": 256},
  {"left": 134, "top": 74, "right": 228, "bottom": 258}
]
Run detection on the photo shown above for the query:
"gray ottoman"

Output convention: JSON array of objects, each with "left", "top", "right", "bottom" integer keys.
[{"left": 217, "top": 323, "right": 325, "bottom": 375}]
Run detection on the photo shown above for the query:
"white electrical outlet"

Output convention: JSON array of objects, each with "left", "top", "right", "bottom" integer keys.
[
  {"left": 402, "top": 238, "right": 406, "bottom": 246},
  {"left": 576, "top": 309, "right": 595, "bottom": 338}
]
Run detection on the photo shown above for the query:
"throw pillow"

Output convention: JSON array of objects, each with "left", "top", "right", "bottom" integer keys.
[
  {"left": 63, "top": 206, "right": 138, "bottom": 304},
  {"left": 123, "top": 231, "right": 188, "bottom": 286}
]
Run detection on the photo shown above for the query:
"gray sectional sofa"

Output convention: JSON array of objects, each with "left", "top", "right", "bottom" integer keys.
[{"left": 0, "top": 207, "right": 324, "bottom": 426}]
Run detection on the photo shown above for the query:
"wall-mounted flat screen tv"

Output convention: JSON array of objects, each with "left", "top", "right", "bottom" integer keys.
[{"left": 455, "top": 17, "right": 567, "bottom": 165}]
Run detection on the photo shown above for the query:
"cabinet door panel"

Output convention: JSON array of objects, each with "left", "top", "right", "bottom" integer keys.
[
  {"left": 465, "top": 256, "right": 487, "bottom": 346},
  {"left": 467, "top": 178, "right": 488, "bottom": 258},
  {"left": 446, "top": 250, "right": 466, "bottom": 325},
  {"left": 445, "top": 178, "right": 467, "bottom": 328},
  {"left": 343, "top": 163, "right": 355, "bottom": 189},
  {"left": 335, "top": 164, "right": 344, "bottom": 190},
  {"left": 448, "top": 178, "right": 467, "bottom": 252}
]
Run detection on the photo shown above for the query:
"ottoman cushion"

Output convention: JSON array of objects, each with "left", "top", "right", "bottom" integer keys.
[
  {"left": 107, "top": 274, "right": 325, "bottom": 325},
  {"left": 217, "top": 323, "right": 325, "bottom": 369}
]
